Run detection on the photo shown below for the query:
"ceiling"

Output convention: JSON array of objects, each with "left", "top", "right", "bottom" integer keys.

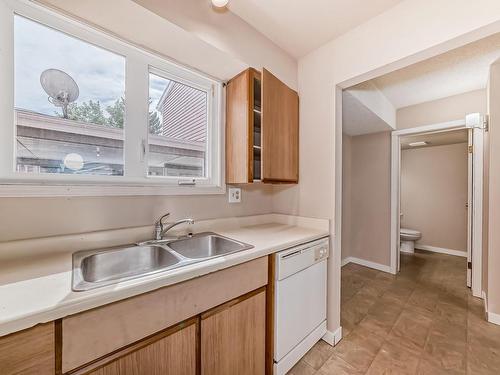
[
  {"left": 342, "top": 91, "right": 392, "bottom": 136},
  {"left": 369, "top": 32, "right": 500, "bottom": 109},
  {"left": 401, "top": 129, "right": 468, "bottom": 150},
  {"left": 227, "top": 0, "right": 403, "bottom": 58}
]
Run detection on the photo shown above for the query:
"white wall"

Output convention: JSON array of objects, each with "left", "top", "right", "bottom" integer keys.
[
  {"left": 274, "top": 0, "right": 500, "bottom": 334},
  {"left": 0, "top": 0, "right": 295, "bottom": 243},
  {"left": 37, "top": 0, "right": 297, "bottom": 88},
  {"left": 401, "top": 143, "right": 468, "bottom": 253}
]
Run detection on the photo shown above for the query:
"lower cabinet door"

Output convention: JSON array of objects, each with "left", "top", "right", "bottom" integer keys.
[
  {"left": 86, "top": 320, "right": 197, "bottom": 375},
  {"left": 201, "top": 290, "right": 266, "bottom": 375}
]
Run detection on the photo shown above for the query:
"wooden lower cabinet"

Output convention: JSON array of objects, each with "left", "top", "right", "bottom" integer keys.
[
  {"left": 79, "top": 319, "right": 197, "bottom": 375},
  {"left": 0, "top": 259, "right": 269, "bottom": 375},
  {"left": 0, "top": 322, "right": 55, "bottom": 375},
  {"left": 201, "top": 289, "right": 266, "bottom": 375}
]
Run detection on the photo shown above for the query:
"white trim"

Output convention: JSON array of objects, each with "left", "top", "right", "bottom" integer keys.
[
  {"left": 341, "top": 256, "right": 392, "bottom": 273},
  {"left": 322, "top": 326, "right": 342, "bottom": 346},
  {"left": 390, "top": 132, "right": 400, "bottom": 274},
  {"left": 415, "top": 244, "right": 467, "bottom": 258},
  {"left": 392, "top": 119, "right": 466, "bottom": 136},
  {"left": 482, "top": 291, "right": 500, "bottom": 326},
  {"left": 341, "top": 257, "right": 350, "bottom": 267},
  {"left": 470, "top": 120, "right": 484, "bottom": 298}
]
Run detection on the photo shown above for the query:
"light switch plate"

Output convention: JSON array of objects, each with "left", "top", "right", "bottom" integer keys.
[{"left": 228, "top": 187, "right": 241, "bottom": 203}]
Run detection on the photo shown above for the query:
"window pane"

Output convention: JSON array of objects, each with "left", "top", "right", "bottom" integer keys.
[
  {"left": 14, "top": 16, "right": 126, "bottom": 176},
  {"left": 148, "top": 73, "right": 207, "bottom": 177}
]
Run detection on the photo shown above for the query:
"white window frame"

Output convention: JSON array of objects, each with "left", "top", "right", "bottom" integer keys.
[{"left": 0, "top": 0, "right": 225, "bottom": 197}]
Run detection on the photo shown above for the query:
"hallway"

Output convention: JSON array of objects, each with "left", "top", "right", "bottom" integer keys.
[{"left": 288, "top": 251, "right": 500, "bottom": 374}]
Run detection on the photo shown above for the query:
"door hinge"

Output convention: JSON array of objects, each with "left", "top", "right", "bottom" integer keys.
[
  {"left": 468, "top": 145, "right": 473, "bottom": 154},
  {"left": 468, "top": 261, "right": 472, "bottom": 270}
]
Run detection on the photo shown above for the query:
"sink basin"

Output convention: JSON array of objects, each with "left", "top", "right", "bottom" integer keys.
[
  {"left": 73, "top": 245, "right": 181, "bottom": 291},
  {"left": 72, "top": 232, "right": 253, "bottom": 291},
  {"left": 166, "top": 232, "right": 253, "bottom": 259}
]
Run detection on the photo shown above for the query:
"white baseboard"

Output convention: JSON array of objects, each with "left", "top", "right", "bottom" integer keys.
[
  {"left": 341, "top": 256, "right": 392, "bottom": 273},
  {"left": 341, "top": 257, "right": 350, "bottom": 267},
  {"left": 482, "top": 291, "right": 500, "bottom": 326},
  {"left": 322, "top": 326, "right": 342, "bottom": 346},
  {"left": 415, "top": 244, "right": 467, "bottom": 258}
]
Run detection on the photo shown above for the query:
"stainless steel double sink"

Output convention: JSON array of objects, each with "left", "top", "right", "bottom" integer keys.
[{"left": 72, "top": 232, "right": 253, "bottom": 291}]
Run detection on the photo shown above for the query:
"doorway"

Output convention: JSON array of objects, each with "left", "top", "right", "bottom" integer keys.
[{"left": 390, "top": 115, "right": 485, "bottom": 297}]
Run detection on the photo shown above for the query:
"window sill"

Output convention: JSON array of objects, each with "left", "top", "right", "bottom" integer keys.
[{"left": 0, "top": 183, "right": 226, "bottom": 197}]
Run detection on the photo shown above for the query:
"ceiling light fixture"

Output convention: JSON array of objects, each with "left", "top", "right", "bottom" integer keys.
[
  {"left": 408, "top": 141, "right": 428, "bottom": 147},
  {"left": 211, "top": 0, "right": 229, "bottom": 7}
]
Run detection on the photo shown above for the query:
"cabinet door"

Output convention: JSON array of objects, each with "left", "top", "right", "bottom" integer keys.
[
  {"left": 0, "top": 323, "right": 55, "bottom": 375},
  {"left": 226, "top": 69, "right": 253, "bottom": 184},
  {"left": 262, "top": 68, "right": 299, "bottom": 183},
  {"left": 201, "top": 290, "right": 266, "bottom": 375},
  {"left": 86, "top": 321, "right": 197, "bottom": 375}
]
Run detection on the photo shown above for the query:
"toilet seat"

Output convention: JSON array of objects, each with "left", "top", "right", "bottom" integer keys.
[{"left": 400, "top": 228, "right": 421, "bottom": 253}]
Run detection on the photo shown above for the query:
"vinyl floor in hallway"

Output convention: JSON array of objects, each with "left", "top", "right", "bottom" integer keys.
[{"left": 287, "top": 250, "right": 500, "bottom": 374}]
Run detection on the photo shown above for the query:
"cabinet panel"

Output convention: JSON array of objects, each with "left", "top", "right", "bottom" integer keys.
[
  {"left": 201, "top": 290, "right": 266, "bottom": 375},
  {"left": 262, "top": 68, "right": 299, "bottom": 183},
  {"left": 226, "top": 69, "right": 253, "bottom": 183},
  {"left": 62, "top": 256, "right": 268, "bottom": 372},
  {"left": 0, "top": 322, "right": 55, "bottom": 375},
  {"left": 85, "top": 321, "right": 197, "bottom": 375}
]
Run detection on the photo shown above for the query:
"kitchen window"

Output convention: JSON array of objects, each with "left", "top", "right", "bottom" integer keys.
[{"left": 0, "top": 1, "right": 223, "bottom": 196}]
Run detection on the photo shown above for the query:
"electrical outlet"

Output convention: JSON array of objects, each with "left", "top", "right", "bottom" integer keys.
[{"left": 228, "top": 187, "right": 241, "bottom": 203}]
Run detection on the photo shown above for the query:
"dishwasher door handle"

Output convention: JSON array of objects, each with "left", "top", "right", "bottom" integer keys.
[{"left": 281, "top": 249, "right": 302, "bottom": 259}]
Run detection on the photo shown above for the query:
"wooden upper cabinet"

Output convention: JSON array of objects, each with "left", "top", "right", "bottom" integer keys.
[
  {"left": 226, "top": 68, "right": 298, "bottom": 184},
  {"left": 261, "top": 68, "right": 299, "bottom": 183}
]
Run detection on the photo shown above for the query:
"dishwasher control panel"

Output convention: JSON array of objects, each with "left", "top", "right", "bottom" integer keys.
[{"left": 275, "top": 237, "right": 329, "bottom": 281}]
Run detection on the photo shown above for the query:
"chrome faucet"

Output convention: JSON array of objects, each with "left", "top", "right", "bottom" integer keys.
[{"left": 154, "top": 213, "right": 195, "bottom": 240}]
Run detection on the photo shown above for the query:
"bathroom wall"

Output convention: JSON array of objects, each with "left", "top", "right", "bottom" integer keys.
[
  {"left": 343, "top": 131, "right": 392, "bottom": 267},
  {"left": 341, "top": 133, "right": 352, "bottom": 262},
  {"left": 401, "top": 143, "right": 468, "bottom": 253},
  {"left": 397, "top": 89, "right": 487, "bottom": 129}
]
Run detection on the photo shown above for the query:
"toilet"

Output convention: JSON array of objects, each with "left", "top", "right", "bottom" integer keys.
[{"left": 400, "top": 228, "right": 422, "bottom": 253}]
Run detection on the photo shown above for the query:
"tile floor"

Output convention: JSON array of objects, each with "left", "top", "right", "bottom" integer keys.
[{"left": 287, "top": 250, "right": 500, "bottom": 374}]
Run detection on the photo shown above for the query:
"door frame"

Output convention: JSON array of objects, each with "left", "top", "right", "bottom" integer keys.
[{"left": 390, "top": 118, "right": 483, "bottom": 297}]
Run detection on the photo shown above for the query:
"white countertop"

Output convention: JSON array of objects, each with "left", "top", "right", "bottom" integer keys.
[{"left": 0, "top": 214, "right": 329, "bottom": 337}]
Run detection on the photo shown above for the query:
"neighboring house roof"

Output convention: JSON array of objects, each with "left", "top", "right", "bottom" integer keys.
[{"left": 156, "top": 80, "right": 207, "bottom": 143}]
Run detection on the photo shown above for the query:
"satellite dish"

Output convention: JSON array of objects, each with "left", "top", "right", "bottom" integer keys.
[{"left": 40, "top": 69, "right": 79, "bottom": 119}]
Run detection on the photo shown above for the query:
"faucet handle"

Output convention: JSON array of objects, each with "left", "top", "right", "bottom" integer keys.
[
  {"left": 154, "top": 213, "right": 170, "bottom": 240},
  {"left": 157, "top": 213, "right": 170, "bottom": 225}
]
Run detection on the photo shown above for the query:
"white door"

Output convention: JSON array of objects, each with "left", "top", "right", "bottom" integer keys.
[
  {"left": 467, "top": 129, "right": 473, "bottom": 288},
  {"left": 466, "top": 113, "right": 484, "bottom": 298}
]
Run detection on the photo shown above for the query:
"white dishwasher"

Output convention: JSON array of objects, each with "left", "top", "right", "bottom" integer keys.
[{"left": 274, "top": 237, "right": 329, "bottom": 375}]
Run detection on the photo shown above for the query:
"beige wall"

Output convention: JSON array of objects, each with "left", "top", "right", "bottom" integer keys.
[
  {"left": 341, "top": 134, "right": 352, "bottom": 261},
  {"left": 0, "top": 185, "right": 274, "bottom": 242},
  {"left": 273, "top": 0, "right": 500, "bottom": 333},
  {"left": 401, "top": 143, "right": 468, "bottom": 252},
  {"left": 0, "top": 1, "right": 294, "bottom": 243},
  {"left": 397, "top": 89, "right": 487, "bottom": 129},
  {"left": 343, "top": 131, "right": 392, "bottom": 266},
  {"left": 486, "top": 61, "right": 500, "bottom": 316}
]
